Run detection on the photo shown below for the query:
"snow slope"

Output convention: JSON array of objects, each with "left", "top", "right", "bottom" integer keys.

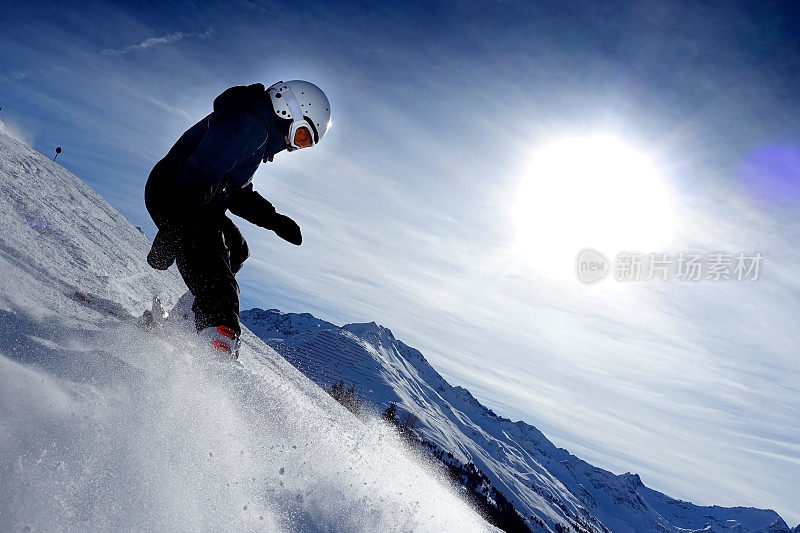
[
  {"left": 0, "top": 131, "right": 497, "bottom": 532},
  {"left": 242, "top": 308, "right": 795, "bottom": 533}
]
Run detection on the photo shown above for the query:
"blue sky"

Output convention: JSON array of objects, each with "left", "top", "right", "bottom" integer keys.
[{"left": 2, "top": 0, "right": 799, "bottom": 525}]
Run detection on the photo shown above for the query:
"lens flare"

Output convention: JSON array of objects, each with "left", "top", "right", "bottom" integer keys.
[{"left": 739, "top": 144, "right": 800, "bottom": 204}]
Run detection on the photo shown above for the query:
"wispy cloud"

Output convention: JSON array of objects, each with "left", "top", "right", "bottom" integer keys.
[
  {"left": 104, "top": 31, "right": 187, "bottom": 55},
  {"left": 103, "top": 27, "right": 213, "bottom": 56}
]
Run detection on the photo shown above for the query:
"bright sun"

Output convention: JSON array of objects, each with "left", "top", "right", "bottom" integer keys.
[{"left": 513, "top": 135, "right": 676, "bottom": 279}]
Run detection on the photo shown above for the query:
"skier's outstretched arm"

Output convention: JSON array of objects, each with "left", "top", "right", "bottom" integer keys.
[
  {"left": 175, "top": 112, "right": 267, "bottom": 209},
  {"left": 229, "top": 185, "right": 302, "bottom": 245}
]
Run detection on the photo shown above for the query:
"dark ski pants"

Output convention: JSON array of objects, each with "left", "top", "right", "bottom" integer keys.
[
  {"left": 149, "top": 212, "right": 249, "bottom": 335},
  {"left": 145, "top": 159, "right": 248, "bottom": 335},
  {"left": 177, "top": 216, "right": 248, "bottom": 335}
]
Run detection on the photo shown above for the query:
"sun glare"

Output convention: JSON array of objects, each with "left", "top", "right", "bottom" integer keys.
[{"left": 513, "top": 135, "right": 675, "bottom": 279}]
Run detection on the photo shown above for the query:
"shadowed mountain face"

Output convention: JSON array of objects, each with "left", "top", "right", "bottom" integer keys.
[{"left": 243, "top": 307, "right": 795, "bottom": 533}]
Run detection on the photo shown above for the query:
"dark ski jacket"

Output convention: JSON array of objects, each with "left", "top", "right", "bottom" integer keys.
[{"left": 145, "top": 83, "right": 291, "bottom": 229}]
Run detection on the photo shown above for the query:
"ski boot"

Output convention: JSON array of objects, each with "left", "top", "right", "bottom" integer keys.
[{"left": 199, "top": 325, "right": 240, "bottom": 360}]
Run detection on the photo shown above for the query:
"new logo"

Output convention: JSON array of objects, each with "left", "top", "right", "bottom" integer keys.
[{"left": 576, "top": 248, "right": 609, "bottom": 284}]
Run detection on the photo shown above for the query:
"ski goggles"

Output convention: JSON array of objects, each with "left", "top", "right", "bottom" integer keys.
[{"left": 283, "top": 88, "right": 316, "bottom": 151}]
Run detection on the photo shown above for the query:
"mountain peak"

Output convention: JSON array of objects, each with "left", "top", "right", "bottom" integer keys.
[
  {"left": 241, "top": 307, "right": 337, "bottom": 339},
  {"left": 343, "top": 321, "right": 395, "bottom": 340},
  {"left": 620, "top": 472, "right": 643, "bottom": 487}
]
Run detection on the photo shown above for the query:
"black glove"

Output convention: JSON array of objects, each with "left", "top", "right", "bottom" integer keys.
[
  {"left": 270, "top": 213, "right": 302, "bottom": 245},
  {"left": 147, "top": 228, "right": 178, "bottom": 270}
]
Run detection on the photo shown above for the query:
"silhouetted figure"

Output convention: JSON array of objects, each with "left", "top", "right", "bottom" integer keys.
[
  {"left": 144, "top": 80, "right": 332, "bottom": 358},
  {"left": 53, "top": 147, "right": 62, "bottom": 161}
]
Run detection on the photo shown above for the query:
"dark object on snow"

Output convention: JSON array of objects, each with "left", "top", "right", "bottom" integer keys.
[
  {"left": 30, "top": 219, "right": 52, "bottom": 233},
  {"left": 144, "top": 83, "right": 299, "bottom": 334},
  {"left": 53, "top": 146, "right": 62, "bottom": 161}
]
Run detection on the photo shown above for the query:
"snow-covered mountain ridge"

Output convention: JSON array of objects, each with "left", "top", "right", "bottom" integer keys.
[
  {"left": 242, "top": 307, "right": 797, "bottom": 533},
  {"left": 0, "top": 130, "right": 498, "bottom": 531}
]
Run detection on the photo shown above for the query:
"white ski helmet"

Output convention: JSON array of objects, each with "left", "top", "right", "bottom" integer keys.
[{"left": 267, "top": 80, "right": 331, "bottom": 150}]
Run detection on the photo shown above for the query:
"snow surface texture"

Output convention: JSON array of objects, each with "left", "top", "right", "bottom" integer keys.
[
  {"left": 0, "top": 131, "right": 497, "bottom": 532},
  {"left": 242, "top": 309, "right": 796, "bottom": 533}
]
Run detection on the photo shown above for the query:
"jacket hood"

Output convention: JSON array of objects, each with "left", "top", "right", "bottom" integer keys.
[
  {"left": 213, "top": 83, "right": 273, "bottom": 124},
  {"left": 214, "top": 83, "right": 291, "bottom": 161}
]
